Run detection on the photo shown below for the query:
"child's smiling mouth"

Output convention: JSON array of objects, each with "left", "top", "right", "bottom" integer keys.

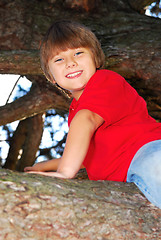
[{"left": 66, "top": 70, "right": 83, "bottom": 79}]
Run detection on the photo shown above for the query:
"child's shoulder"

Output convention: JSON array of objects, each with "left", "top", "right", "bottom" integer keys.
[
  {"left": 96, "top": 69, "right": 123, "bottom": 79},
  {"left": 93, "top": 69, "right": 125, "bottom": 86}
]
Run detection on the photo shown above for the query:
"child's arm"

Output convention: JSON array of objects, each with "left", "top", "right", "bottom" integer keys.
[
  {"left": 26, "top": 109, "right": 104, "bottom": 179},
  {"left": 24, "top": 158, "right": 60, "bottom": 172},
  {"left": 24, "top": 158, "right": 85, "bottom": 172}
]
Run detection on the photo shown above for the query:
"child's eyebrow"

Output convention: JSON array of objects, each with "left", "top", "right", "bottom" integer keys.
[{"left": 50, "top": 47, "right": 85, "bottom": 59}]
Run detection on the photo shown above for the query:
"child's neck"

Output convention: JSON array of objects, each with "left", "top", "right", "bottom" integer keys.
[{"left": 71, "top": 89, "right": 84, "bottom": 101}]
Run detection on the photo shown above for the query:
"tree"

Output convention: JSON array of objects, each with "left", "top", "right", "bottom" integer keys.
[
  {"left": 0, "top": 0, "right": 161, "bottom": 170},
  {"left": 0, "top": 168, "right": 160, "bottom": 239}
]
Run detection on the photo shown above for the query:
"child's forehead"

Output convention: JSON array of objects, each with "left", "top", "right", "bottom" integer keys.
[
  {"left": 53, "top": 47, "right": 70, "bottom": 55},
  {"left": 50, "top": 46, "right": 86, "bottom": 57}
]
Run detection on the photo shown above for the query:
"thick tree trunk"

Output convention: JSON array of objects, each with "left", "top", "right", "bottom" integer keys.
[
  {"left": 16, "top": 113, "right": 44, "bottom": 172},
  {"left": 0, "top": 1, "right": 161, "bottom": 235},
  {"left": 3, "top": 113, "right": 44, "bottom": 171},
  {"left": 0, "top": 168, "right": 160, "bottom": 240},
  {"left": 3, "top": 118, "right": 27, "bottom": 170}
]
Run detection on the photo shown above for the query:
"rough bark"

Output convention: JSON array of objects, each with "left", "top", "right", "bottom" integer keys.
[
  {"left": 15, "top": 113, "right": 44, "bottom": 172},
  {"left": 64, "top": 0, "right": 102, "bottom": 12},
  {"left": 0, "top": 50, "right": 41, "bottom": 75},
  {"left": 0, "top": 168, "right": 160, "bottom": 240},
  {"left": 3, "top": 118, "right": 28, "bottom": 170},
  {"left": 0, "top": 2, "right": 161, "bottom": 237},
  {"left": 3, "top": 113, "right": 44, "bottom": 171},
  {"left": 128, "top": 0, "right": 156, "bottom": 13},
  {"left": 0, "top": 78, "right": 70, "bottom": 126}
]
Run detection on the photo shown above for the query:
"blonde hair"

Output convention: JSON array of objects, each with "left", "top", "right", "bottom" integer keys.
[{"left": 40, "top": 20, "right": 105, "bottom": 83}]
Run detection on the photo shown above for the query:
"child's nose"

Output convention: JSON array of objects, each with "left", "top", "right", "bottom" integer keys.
[{"left": 65, "top": 58, "right": 77, "bottom": 68}]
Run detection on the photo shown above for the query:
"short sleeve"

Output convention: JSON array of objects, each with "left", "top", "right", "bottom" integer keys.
[{"left": 74, "top": 70, "right": 137, "bottom": 126}]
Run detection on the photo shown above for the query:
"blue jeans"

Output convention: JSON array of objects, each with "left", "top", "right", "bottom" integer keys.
[{"left": 127, "top": 140, "right": 161, "bottom": 209}]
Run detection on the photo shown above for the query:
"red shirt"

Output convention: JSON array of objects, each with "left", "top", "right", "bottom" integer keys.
[{"left": 68, "top": 70, "right": 161, "bottom": 181}]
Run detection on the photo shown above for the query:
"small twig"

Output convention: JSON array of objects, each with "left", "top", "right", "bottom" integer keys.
[{"left": 5, "top": 75, "right": 22, "bottom": 105}]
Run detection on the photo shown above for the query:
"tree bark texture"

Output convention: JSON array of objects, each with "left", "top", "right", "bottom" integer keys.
[
  {"left": 3, "top": 113, "right": 44, "bottom": 171},
  {"left": 0, "top": 78, "right": 70, "bottom": 126},
  {"left": 0, "top": 168, "right": 160, "bottom": 240},
  {"left": 0, "top": 2, "right": 161, "bottom": 236},
  {"left": 0, "top": 0, "right": 161, "bottom": 123}
]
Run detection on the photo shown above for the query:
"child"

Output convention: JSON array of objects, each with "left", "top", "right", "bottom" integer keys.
[{"left": 25, "top": 20, "right": 161, "bottom": 209}]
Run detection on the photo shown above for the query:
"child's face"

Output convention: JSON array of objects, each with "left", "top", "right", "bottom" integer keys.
[{"left": 48, "top": 47, "right": 96, "bottom": 99}]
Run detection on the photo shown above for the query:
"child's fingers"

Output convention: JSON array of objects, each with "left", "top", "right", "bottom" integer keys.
[
  {"left": 25, "top": 171, "right": 40, "bottom": 174},
  {"left": 24, "top": 166, "right": 34, "bottom": 172}
]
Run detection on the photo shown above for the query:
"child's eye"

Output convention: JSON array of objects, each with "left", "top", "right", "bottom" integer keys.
[
  {"left": 75, "top": 51, "right": 83, "bottom": 56},
  {"left": 55, "top": 58, "right": 63, "bottom": 62}
]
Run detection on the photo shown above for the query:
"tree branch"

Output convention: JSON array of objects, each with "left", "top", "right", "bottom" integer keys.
[
  {"left": 128, "top": 0, "right": 156, "bottom": 13},
  {"left": 0, "top": 50, "right": 41, "bottom": 75},
  {"left": 16, "top": 113, "right": 44, "bottom": 172},
  {"left": 0, "top": 79, "right": 70, "bottom": 126}
]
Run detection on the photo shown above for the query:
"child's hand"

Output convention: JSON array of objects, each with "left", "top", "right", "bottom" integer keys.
[
  {"left": 24, "top": 164, "right": 41, "bottom": 172},
  {"left": 24, "top": 158, "right": 60, "bottom": 173}
]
